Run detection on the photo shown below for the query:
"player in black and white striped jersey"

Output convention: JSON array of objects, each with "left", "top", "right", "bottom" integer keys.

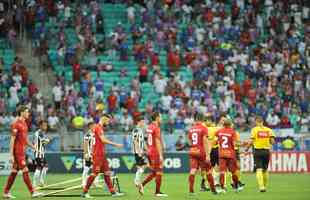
[
  {"left": 33, "top": 120, "right": 50, "bottom": 188},
  {"left": 132, "top": 116, "right": 147, "bottom": 195},
  {"left": 82, "top": 122, "right": 100, "bottom": 187}
]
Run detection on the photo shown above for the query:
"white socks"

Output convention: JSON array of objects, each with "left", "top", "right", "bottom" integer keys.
[
  {"left": 82, "top": 166, "right": 90, "bottom": 187},
  {"left": 33, "top": 169, "right": 41, "bottom": 187},
  {"left": 40, "top": 167, "right": 48, "bottom": 185},
  {"left": 134, "top": 167, "right": 145, "bottom": 185},
  {"left": 213, "top": 170, "right": 219, "bottom": 185}
]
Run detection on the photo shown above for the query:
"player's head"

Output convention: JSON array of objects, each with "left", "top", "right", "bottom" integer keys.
[
  {"left": 194, "top": 112, "right": 204, "bottom": 122},
  {"left": 151, "top": 112, "right": 161, "bottom": 124},
  {"left": 136, "top": 114, "right": 145, "bottom": 126},
  {"left": 87, "top": 121, "right": 95, "bottom": 130},
  {"left": 39, "top": 120, "right": 48, "bottom": 132},
  {"left": 17, "top": 105, "right": 30, "bottom": 119},
  {"left": 255, "top": 116, "right": 264, "bottom": 126},
  {"left": 204, "top": 114, "right": 214, "bottom": 127},
  {"left": 218, "top": 114, "right": 227, "bottom": 126},
  {"left": 223, "top": 118, "right": 232, "bottom": 128},
  {"left": 100, "top": 114, "right": 111, "bottom": 126}
]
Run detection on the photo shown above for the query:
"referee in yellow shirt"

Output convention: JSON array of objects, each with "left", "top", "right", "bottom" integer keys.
[{"left": 248, "top": 117, "right": 275, "bottom": 192}]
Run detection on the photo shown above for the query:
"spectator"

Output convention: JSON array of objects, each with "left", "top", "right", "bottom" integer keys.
[
  {"left": 48, "top": 112, "right": 59, "bottom": 131},
  {"left": 266, "top": 111, "right": 280, "bottom": 128},
  {"left": 52, "top": 81, "right": 63, "bottom": 110},
  {"left": 119, "top": 110, "right": 133, "bottom": 132},
  {"left": 107, "top": 91, "right": 118, "bottom": 114},
  {"left": 175, "top": 135, "right": 188, "bottom": 151}
]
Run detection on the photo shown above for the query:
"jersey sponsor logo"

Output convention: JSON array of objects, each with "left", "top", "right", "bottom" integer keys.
[
  {"left": 61, "top": 156, "right": 76, "bottom": 171},
  {"left": 122, "top": 156, "right": 135, "bottom": 170},
  {"left": 257, "top": 131, "right": 269, "bottom": 138}
]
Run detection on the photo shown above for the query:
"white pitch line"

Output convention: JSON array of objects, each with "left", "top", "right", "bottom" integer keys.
[
  {"left": 42, "top": 185, "right": 82, "bottom": 196},
  {"left": 37, "top": 177, "right": 82, "bottom": 190}
]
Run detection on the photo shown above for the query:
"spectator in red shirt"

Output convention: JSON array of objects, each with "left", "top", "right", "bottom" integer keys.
[
  {"left": 243, "top": 77, "right": 252, "bottom": 97},
  {"left": 125, "top": 95, "right": 136, "bottom": 114},
  {"left": 72, "top": 62, "right": 81, "bottom": 82},
  {"left": 139, "top": 62, "right": 148, "bottom": 83},
  {"left": 28, "top": 81, "right": 38, "bottom": 98},
  {"left": 107, "top": 91, "right": 118, "bottom": 114}
]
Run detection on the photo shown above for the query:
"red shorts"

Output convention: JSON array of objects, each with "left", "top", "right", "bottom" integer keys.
[
  {"left": 189, "top": 154, "right": 212, "bottom": 171},
  {"left": 12, "top": 155, "right": 27, "bottom": 170},
  {"left": 219, "top": 157, "right": 237, "bottom": 173},
  {"left": 147, "top": 154, "right": 163, "bottom": 171},
  {"left": 92, "top": 157, "right": 110, "bottom": 173}
]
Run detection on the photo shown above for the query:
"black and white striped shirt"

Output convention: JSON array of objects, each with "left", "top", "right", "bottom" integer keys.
[
  {"left": 84, "top": 130, "right": 94, "bottom": 158},
  {"left": 131, "top": 127, "right": 145, "bottom": 154},
  {"left": 34, "top": 130, "right": 49, "bottom": 159}
]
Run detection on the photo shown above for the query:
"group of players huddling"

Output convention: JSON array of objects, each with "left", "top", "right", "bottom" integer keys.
[{"left": 3, "top": 105, "right": 275, "bottom": 198}]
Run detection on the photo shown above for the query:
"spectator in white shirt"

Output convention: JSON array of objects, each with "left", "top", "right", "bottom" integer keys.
[
  {"left": 154, "top": 75, "right": 167, "bottom": 94},
  {"left": 52, "top": 82, "right": 63, "bottom": 110},
  {"left": 48, "top": 112, "right": 60, "bottom": 131},
  {"left": 266, "top": 111, "right": 280, "bottom": 128},
  {"left": 119, "top": 111, "right": 133, "bottom": 132}
]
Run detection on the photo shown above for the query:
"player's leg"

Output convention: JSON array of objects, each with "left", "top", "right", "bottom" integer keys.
[
  {"left": 20, "top": 161, "right": 42, "bottom": 197},
  {"left": 203, "top": 161, "right": 216, "bottom": 194},
  {"left": 102, "top": 157, "right": 123, "bottom": 196},
  {"left": 234, "top": 151, "right": 244, "bottom": 187},
  {"left": 154, "top": 157, "right": 166, "bottom": 196},
  {"left": 228, "top": 159, "right": 240, "bottom": 191},
  {"left": 82, "top": 160, "right": 91, "bottom": 187},
  {"left": 219, "top": 158, "right": 227, "bottom": 193},
  {"left": 82, "top": 160, "right": 100, "bottom": 198},
  {"left": 188, "top": 157, "right": 198, "bottom": 194},
  {"left": 211, "top": 148, "right": 220, "bottom": 186},
  {"left": 262, "top": 150, "right": 270, "bottom": 190},
  {"left": 3, "top": 162, "right": 18, "bottom": 198},
  {"left": 33, "top": 158, "right": 42, "bottom": 188},
  {"left": 40, "top": 159, "right": 48, "bottom": 186},
  {"left": 134, "top": 154, "right": 146, "bottom": 186},
  {"left": 254, "top": 150, "right": 265, "bottom": 192},
  {"left": 142, "top": 155, "right": 156, "bottom": 187}
]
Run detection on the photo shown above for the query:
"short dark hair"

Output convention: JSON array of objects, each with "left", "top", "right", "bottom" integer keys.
[
  {"left": 256, "top": 116, "right": 264, "bottom": 123},
  {"left": 151, "top": 112, "right": 160, "bottom": 121},
  {"left": 87, "top": 121, "right": 95, "bottom": 127},
  {"left": 17, "top": 105, "right": 29, "bottom": 116},
  {"left": 39, "top": 120, "right": 47, "bottom": 126},
  {"left": 194, "top": 112, "right": 204, "bottom": 121}
]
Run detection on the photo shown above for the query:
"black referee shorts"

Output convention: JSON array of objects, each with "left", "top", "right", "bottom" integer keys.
[
  {"left": 235, "top": 149, "right": 240, "bottom": 161},
  {"left": 253, "top": 149, "right": 270, "bottom": 171},
  {"left": 135, "top": 154, "right": 147, "bottom": 166},
  {"left": 84, "top": 159, "right": 93, "bottom": 167},
  {"left": 35, "top": 157, "right": 48, "bottom": 169},
  {"left": 210, "top": 147, "right": 219, "bottom": 167}
]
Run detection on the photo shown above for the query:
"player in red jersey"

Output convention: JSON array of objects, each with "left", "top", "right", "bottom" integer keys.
[
  {"left": 82, "top": 115, "right": 124, "bottom": 198},
  {"left": 3, "top": 106, "right": 42, "bottom": 199},
  {"left": 141, "top": 112, "right": 167, "bottom": 197},
  {"left": 188, "top": 113, "right": 216, "bottom": 195},
  {"left": 215, "top": 119, "right": 243, "bottom": 193}
]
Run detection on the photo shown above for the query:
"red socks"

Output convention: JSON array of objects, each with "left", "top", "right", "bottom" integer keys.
[
  {"left": 142, "top": 172, "right": 156, "bottom": 186},
  {"left": 155, "top": 174, "right": 162, "bottom": 194},
  {"left": 83, "top": 174, "right": 96, "bottom": 193},
  {"left": 188, "top": 174, "right": 195, "bottom": 193},
  {"left": 206, "top": 173, "right": 215, "bottom": 192},
  {"left": 232, "top": 174, "right": 239, "bottom": 188},
  {"left": 22, "top": 172, "right": 34, "bottom": 194},
  {"left": 104, "top": 175, "right": 115, "bottom": 193},
  {"left": 4, "top": 172, "right": 17, "bottom": 194},
  {"left": 220, "top": 173, "right": 225, "bottom": 188}
]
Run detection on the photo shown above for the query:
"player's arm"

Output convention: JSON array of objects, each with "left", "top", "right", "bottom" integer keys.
[
  {"left": 9, "top": 134, "right": 16, "bottom": 163},
  {"left": 269, "top": 129, "right": 275, "bottom": 144},
  {"left": 156, "top": 137, "right": 163, "bottom": 161},
  {"left": 99, "top": 134, "right": 123, "bottom": 148},
  {"left": 203, "top": 134, "right": 211, "bottom": 162},
  {"left": 27, "top": 138, "right": 35, "bottom": 150},
  {"left": 83, "top": 138, "right": 90, "bottom": 160},
  {"left": 245, "top": 128, "right": 256, "bottom": 151}
]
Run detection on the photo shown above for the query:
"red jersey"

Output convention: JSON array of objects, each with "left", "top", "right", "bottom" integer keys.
[
  {"left": 11, "top": 119, "right": 28, "bottom": 156},
  {"left": 92, "top": 124, "right": 105, "bottom": 158},
  {"left": 146, "top": 123, "right": 161, "bottom": 155},
  {"left": 188, "top": 122, "right": 208, "bottom": 155},
  {"left": 216, "top": 128, "right": 237, "bottom": 158}
]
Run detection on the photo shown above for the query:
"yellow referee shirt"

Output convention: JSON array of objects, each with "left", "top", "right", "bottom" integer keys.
[
  {"left": 208, "top": 126, "right": 219, "bottom": 148},
  {"left": 251, "top": 126, "right": 275, "bottom": 149}
]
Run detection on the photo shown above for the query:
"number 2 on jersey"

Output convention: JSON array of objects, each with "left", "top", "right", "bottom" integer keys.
[{"left": 220, "top": 136, "right": 229, "bottom": 148}]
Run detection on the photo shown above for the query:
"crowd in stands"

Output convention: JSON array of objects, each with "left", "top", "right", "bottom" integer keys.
[{"left": 0, "top": 0, "right": 310, "bottom": 135}]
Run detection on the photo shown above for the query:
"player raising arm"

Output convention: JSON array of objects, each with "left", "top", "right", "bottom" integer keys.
[
  {"left": 82, "top": 115, "right": 124, "bottom": 198},
  {"left": 3, "top": 106, "right": 42, "bottom": 199},
  {"left": 141, "top": 112, "right": 167, "bottom": 197},
  {"left": 188, "top": 113, "right": 216, "bottom": 195},
  {"left": 216, "top": 119, "right": 243, "bottom": 193},
  {"left": 247, "top": 117, "right": 275, "bottom": 192}
]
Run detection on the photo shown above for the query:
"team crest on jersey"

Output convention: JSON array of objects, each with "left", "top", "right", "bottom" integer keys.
[
  {"left": 122, "top": 156, "right": 135, "bottom": 170},
  {"left": 61, "top": 156, "right": 76, "bottom": 171}
]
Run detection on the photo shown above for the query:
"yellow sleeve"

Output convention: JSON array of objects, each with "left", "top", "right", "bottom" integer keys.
[
  {"left": 250, "top": 127, "right": 256, "bottom": 140},
  {"left": 269, "top": 128, "right": 275, "bottom": 138}
]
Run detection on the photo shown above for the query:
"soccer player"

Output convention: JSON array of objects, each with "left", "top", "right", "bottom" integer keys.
[
  {"left": 141, "top": 112, "right": 167, "bottom": 197},
  {"left": 82, "top": 115, "right": 124, "bottom": 198},
  {"left": 188, "top": 113, "right": 216, "bottom": 195},
  {"left": 131, "top": 116, "right": 147, "bottom": 195},
  {"left": 248, "top": 117, "right": 275, "bottom": 192},
  {"left": 82, "top": 122, "right": 100, "bottom": 188},
  {"left": 3, "top": 106, "right": 42, "bottom": 198},
  {"left": 215, "top": 119, "right": 243, "bottom": 193},
  {"left": 33, "top": 120, "right": 50, "bottom": 188},
  {"left": 233, "top": 131, "right": 245, "bottom": 188}
]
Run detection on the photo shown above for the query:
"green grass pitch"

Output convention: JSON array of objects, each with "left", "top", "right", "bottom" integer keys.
[{"left": 1, "top": 173, "right": 309, "bottom": 199}]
